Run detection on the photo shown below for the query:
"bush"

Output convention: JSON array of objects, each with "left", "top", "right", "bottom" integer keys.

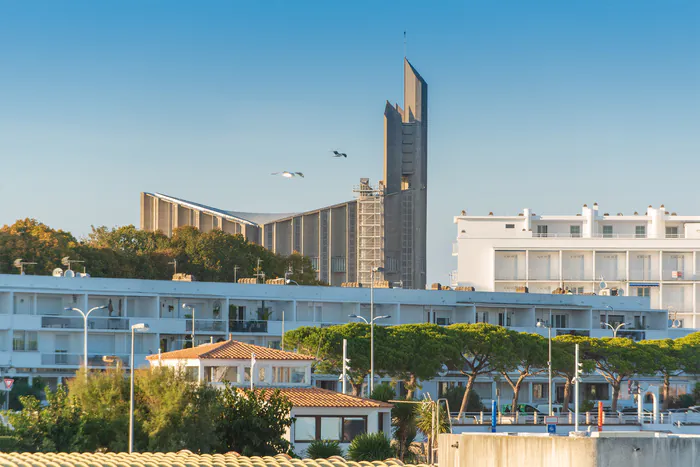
[
  {"left": 668, "top": 394, "right": 695, "bottom": 409},
  {"left": 347, "top": 433, "right": 393, "bottom": 461},
  {"left": 0, "top": 435, "right": 17, "bottom": 452},
  {"left": 306, "top": 439, "right": 342, "bottom": 459},
  {"left": 580, "top": 400, "right": 595, "bottom": 412},
  {"left": 370, "top": 383, "right": 395, "bottom": 403}
]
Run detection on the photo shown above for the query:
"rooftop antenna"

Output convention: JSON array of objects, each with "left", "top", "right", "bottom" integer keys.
[
  {"left": 13, "top": 259, "right": 36, "bottom": 275},
  {"left": 61, "top": 256, "right": 84, "bottom": 271},
  {"left": 403, "top": 30, "right": 407, "bottom": 58}
]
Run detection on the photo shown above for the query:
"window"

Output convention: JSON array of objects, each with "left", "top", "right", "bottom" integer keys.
[
  {"left": 553, "top": 314, "right": 568, "bottom": 329},
  {"left": 267, "top": 340, "right": 281, "bottom": 349},
  {"left": 536, "top": 225, "right": 548, "bottom": 237},
  {"left": 532, "top": 383, "right": 549, "bottom": 400},
  {"left": 12, "top": 331, "right": 37, "bottom": 351},
  {"left": 635, "top": 225, "right": 646, "bottom": 238},
  {"left": 320, "top": 417, "right": 342, "bottom": 441},
  {"left": 475, "top": 311, "right": 489, "bottom": 324},
  {"left": 343, "top": 417, "right": 366, "bottom": 442},
  {"left": 570, "top": 225, "right": 581, "bottom": 237},
  {"left": 498, "top": 312, "right": 511, "bottom": 327},
  {"left": 505, "top": 224, "right": 515, "bottom": 229},
  {"left": 583, "top": 383, "right": 610, "bottom": 401},
  {"left": 183, "top": 366, "right": 199, "bottom": 382},
  {"left": 273, "top": 366, "right": 307, "bottom": 384},
  {"left": 244, "top": 366, "right": 266, "bottom": 383},
  {"left": 637, "top": 287, "right": 650, "bottom": 297},
  {"left": 401, "top": 176, "right": 410, "bottom": 190},
  {"left": 568, "top": 287, "right": 584, "bottom": 294},
  {"left": 205, "top": 366, "right": 238, "bottom": 383},
  {"left": 666, "top": 226, "right": 679, "bottom": 238},
  {"left": 633, "top": 316, "right": 646, "bottom": 329},
  {"left": 602, "top": 225, "right": 613, "bottom": 238},
  {"left": 294, "top": 417, "right": 316, "bottom": 442}
]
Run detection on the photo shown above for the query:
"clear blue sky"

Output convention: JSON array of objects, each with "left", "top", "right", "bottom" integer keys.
[{"left": 1, "top": 1, "right": 698, "bottom": 285}]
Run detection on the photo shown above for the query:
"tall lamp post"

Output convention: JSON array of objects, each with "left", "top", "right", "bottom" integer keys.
[
  {"left": 65, "top": 305, "right": 108, "bottom": 370},
  {"left": 129, "top": 323, "right": 149, "bottom": 453},
  {"left": 536, "top": 320, "right": 553, "bottom": 416},
  {"left": 182, "top": 303, "right": 196, "bottom": 347},
  {"left": 349, "top": 310, "right": 390, "bottom": 395},
  {"left": 370, "top": 266, "right": 384, "bottom": 394}
]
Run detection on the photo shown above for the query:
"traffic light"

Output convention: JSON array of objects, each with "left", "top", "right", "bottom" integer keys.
[{"left": 573, "top": 343, "right": 584, "bottom": 383}]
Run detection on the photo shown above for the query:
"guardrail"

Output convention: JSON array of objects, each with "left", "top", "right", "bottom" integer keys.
[
  {"left": 450, "top": 410, "right": 700, "bottom": 426},
  {"left": 185, "top": 320, "right": 226, "bottom": 332},
  {"left": 228, "top": 320, "right": 268, "bottom": 333},
  {"left": 41, "top": 316, "right": 130, "bottom": 330},
  {"left": 41, "top": 353, "right": 132, "bottom": 367}
]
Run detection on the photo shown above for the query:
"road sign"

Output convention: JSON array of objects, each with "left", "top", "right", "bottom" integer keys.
[
  {"left": 544, "top": 416, "right": 558, "bottom": 425},
  {"left": 3, "top": 378, "right": 14, "bottom": 390},
  {"left": 547, "top": 424, "right": 556, "bottom": 434}
]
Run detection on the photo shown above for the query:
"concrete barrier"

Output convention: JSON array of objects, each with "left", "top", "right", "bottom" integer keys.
[{"left": 438, "top": 432, "right": 700, "bottom": 467}]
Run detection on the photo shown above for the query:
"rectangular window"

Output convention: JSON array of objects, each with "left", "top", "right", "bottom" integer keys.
[
  {"left": 666, "top": 226, "right": 679, "bottom": 238},
  {"left": 602, "top": 225, "right": 613, "bottom": 238},
  {"left": 505, "top": 224, "right": 515, "bottom": 229},
  {"left": 244, "top": 366, "right": 266, "bottom": 383},
  {"left": 294, "top": 417, "right": 317, "bottom": 442},
  {"left": 536, "top": 225, "right": 548, "bottom": 237},
  {"left": 12, "top": 331, "right": 37, "bottom": 351},
  {"left": 532, "top": 383, "right": 549, "bottom": 400},
  {"left": 635, "top": 225, "right": 646, "bottom": 238},
  {"left": 342, "top": 417, "right": 366, "bottom": 442},
  {"left": 570, "top": 225, "right": 581, "bottom": 237},
  {"left": 553, "top": 314, "right": 568, "bottom": 329},
  {"left": 637, "top": 287, "right": 650, "bottom": 297},
  {"left": 583, "top": 383, "right": 610, "bottom": 401},
  {"left": 320, "top": 417, "right": 342, "bottom": 441},
  {"left": 205, "top": 366, "right": 238, "bottom": 383}
]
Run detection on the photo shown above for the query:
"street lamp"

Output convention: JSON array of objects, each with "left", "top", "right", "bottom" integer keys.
[
  {"left": 601, "top": 321, "right": 629, "bottom": 338},
  {"left": 536, "top": 320, "right": 553, "bottom": 416},
  {"left": 65, "top": 305, "right": 108, "bottom": 370},
  {"left": 129, "top": 323, "right": 149, "bottom": 454},
  {"left": 349, "top": 314, "right": 392, "bottom": 325},
  {"left": 286, "top": 279, "right": 300, "bottom": 286},
  {"left": 370, "top": 266, "right": 384, "bottom": 394},
  {"left": 182, "top": 303, "right": 196, "bottom": 347}
]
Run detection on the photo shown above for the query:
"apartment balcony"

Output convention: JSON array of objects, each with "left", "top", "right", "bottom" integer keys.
[
  {"left": 41, "top": 316, "right": 130, "bottom": 331},
  {"left": 40, "top": 352, "right": 144, "bottom": 367},
  {"left": 185, "top": 319, "right": 227, "bottom": 333},
  {"left": 495, "top": 273, "right": 526, "bottom": 281},
  {"left": 228, "top": 320, "right": 268, "bottom": 333},
  {"left": 532, "top": 233, "right": 686, "bottom": 239},
  {"left": 661, "top": 269, "right": 694, "bottom": 281}
]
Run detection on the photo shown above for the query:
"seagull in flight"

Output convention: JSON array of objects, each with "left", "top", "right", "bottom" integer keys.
[
  {"left": 272, "top": 171, "right": 304, "bottom": 178},
  {"left": 332, "top": 150, "right": 347, "bottom": 158}
]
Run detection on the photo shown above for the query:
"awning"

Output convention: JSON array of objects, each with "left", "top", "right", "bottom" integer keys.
[{"left": 629, "top": 283, "right": 659, "bottom": 287}]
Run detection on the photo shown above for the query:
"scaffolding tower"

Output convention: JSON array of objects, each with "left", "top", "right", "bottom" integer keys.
[{"left": 354, "top": 178, "right": 384, "bottom": 286}]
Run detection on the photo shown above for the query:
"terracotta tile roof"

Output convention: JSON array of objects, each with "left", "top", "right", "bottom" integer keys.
[
  {"left": 249, "top": 387, "right": 393, "bottom": 409},
  {"left": 146, "top": 339, "right": 315, "bottom": 361}
]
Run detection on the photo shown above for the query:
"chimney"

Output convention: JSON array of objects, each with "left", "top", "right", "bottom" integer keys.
[{"left": 228, "top": 333, "right": 233, "bottom": 341}]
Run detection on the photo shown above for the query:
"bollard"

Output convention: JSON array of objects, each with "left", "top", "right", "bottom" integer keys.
[
  {"left": 533, "top": 413, "right": 538, "bottom": 425},
  {"left": 479, "top": 411, "right": 483, "bottom": 424},
  {"left": 568, "top": 411, "right": 572, "bottom": 424},
  {"left": 598, "top": 402, "right": 604, "bottom": 432},
  {"left": 491, "top": 400, "right": 497, "bottom": 433},
  {"left": 586, "top": 411, "right": 590, "bottom": 425}
]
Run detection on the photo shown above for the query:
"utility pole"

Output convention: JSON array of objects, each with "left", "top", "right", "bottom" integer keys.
[
  {"left": 574, "top": 343, "right": 583, "bottom": 432},
  {"left": 169, "top": 260, "right": 177, "bottom": 275},
  {"left": 342, "top": 338, "right": 349, "bottom": 394},
  {"left": 254, "top": 258, "right": 265, "bottom": 283},
  {"left": 233, "top": 265, "right": 239, "bottom": 283}
]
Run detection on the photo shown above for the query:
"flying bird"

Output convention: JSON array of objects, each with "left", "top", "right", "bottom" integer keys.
[
  {"left": 272, "top": 171, "right": 304, "bottom": 178},
  {"left": 332, "top": 150, "right": 347, "bottom": 158}
]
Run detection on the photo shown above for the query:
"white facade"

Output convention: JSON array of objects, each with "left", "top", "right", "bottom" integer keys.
[
  {"left": 454, "top": 204, "right": 700, "bottom": 328},
  {"left": 0, "top": 273, "right": 693, "bottom": 409}
]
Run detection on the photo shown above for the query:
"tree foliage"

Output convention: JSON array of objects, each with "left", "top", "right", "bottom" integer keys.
[
  {"left": 8, "top": 367, "right": 292, "bottom": 455},
  {"left": 0, "top": 219, "right": 322, "bottom": 285},
  {"left": 551, "top": 335, "right": 596, "bottom": 412}
]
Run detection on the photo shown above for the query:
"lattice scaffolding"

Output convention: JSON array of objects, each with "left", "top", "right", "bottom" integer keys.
[{"left": 353, "top": 178, "right": 384, "bottom": 286}]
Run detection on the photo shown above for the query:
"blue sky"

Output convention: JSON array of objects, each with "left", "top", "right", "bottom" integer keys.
[{"left": 1, "top": 1, "right": 698, "bottom": 284}]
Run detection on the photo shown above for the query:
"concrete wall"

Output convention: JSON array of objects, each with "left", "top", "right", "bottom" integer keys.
[{"left": 438, "top": 433, "right": 699, "bottom": 467}]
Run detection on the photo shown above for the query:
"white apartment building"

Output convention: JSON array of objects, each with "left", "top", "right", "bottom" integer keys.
[
  {"left": 453, "top": 204, "right": 700, "bottom": 328},
  {"left": 0, "top": 273, "right": 693, "bottom": 409}
]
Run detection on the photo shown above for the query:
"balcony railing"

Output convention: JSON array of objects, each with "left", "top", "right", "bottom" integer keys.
[
  {"left": 41, "top": 316, "right": 130, "bottom": 330},
  {"left": 228, "top": 320, "right": 268, "bottom": 333},
  {"left": 185, "top": 319, "right": 226, "bottom": 332},
  {"left": 532, "top": 233, "right": 686, "bottom": 239},
  {"left": 41, "top": 352, "right": 132, "bottom": 367}
]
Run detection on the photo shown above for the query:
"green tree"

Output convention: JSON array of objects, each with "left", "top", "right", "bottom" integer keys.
[
  {"left": 391, "top": 400, "right": 417, "bottom": 462},
  {"left": 414, "top": 397, "right": 450, "bottom": 458},
  {"left": 447, "top": 323, "right": 512, "bottom": 419},
  {"left": 442, "top": 385, "right": 484, "bottom": 413},
  {"left": 384, "top": 324, "right": 456, "bottom": 399},
  {"left": 285, "top": 324, "right": 384, "bottom": 396},
  {"left": 551, "top": 335, "right": 595, "bottom": 412},
  {"left": 639, "top": 339, "right": 684, "bottom": 410},
  {"left": 492, "top": 332, "right": 547, "bottom": 413},
  {"left": 8, "top": 377, "right": 45, "bottom": 411},
  {"left": 0, "top": 219, "right": 77, "bottom": 275},
  {"left": 8, "top": 385, "right": 82, "bottom": 452},
  {"left": 215, "top": 385, "right": 293, "bottom": 456},
  {"left": 587, "top": 337, "right": 650, "bottom": 411}
]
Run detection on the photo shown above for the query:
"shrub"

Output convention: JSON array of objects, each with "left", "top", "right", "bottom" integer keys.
[
  {"left": 306, "top": 439, "right": 342, "bottom": 459},
  {"left": 668, "top": 394, "right": 695, "bottom": 409},
  {"left": 0, "top": 435, "right": 17, "bottom": 452},
  {"left": 347, "top": 433, "right": 393, "bottom": 461},
  {"left": 443, "top": 386, "right": 484, "bottom": 412},
  {"left": 579, "top": 400, "right": 595, "bottom": 412},
  {"left": 370, "top": 383, "right": 395, "bottom": 402}
]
